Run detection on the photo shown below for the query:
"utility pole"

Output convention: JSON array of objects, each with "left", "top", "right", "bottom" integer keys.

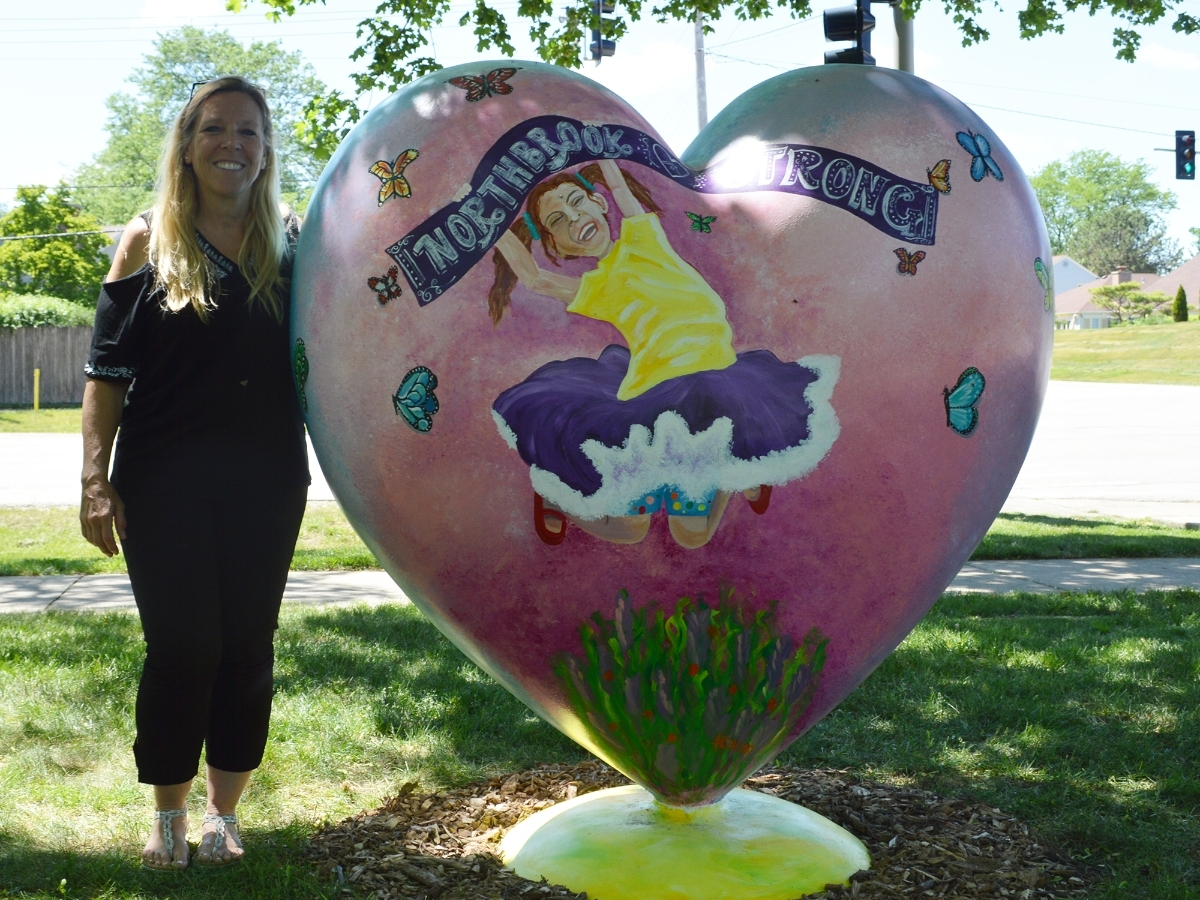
[
  {"left": 695, "top": 11, "right": 708, "bottom": 130},
  {"left": 891, "top": 2, "right": 913, "bottom": 73}
]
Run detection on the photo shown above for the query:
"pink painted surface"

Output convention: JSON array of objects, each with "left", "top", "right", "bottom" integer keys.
[{"left": 293, "top": 62, "right": 1052, "bottom": 805}]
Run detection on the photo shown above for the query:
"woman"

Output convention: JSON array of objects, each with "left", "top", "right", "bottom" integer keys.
[{"left": 79, "top": 76, "right": 309, "bottom": 871}]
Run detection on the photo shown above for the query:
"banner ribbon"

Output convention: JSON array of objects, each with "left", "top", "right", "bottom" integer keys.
[{"left": 386, "top": 115, "right": 939, "bottom": 305}]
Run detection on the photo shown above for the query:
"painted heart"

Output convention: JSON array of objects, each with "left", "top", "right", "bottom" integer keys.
[{"left": 293, "top": 61, "right": 1052, "bottom": 807}]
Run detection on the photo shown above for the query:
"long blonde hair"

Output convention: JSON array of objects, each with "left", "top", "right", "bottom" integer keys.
[{"left": 149, "top": 76, "right": 287, "bottom": 320}]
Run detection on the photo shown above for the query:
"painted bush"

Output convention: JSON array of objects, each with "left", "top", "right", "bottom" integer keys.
[{"left": 292, "top": 60, "right": 1053, "bottom": 807}]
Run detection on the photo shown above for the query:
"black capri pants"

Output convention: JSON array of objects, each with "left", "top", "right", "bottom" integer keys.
[{"left": 121, "top": 478, "right": 307, "bottom": 785}]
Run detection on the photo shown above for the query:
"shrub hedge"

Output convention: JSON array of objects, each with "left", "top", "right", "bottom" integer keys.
[{"left": 0, "top": 293, "right": 94, "bottom": 329}]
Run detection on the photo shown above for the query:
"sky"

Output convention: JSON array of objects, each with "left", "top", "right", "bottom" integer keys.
[{"left": 2, "top": 0, "right": 1198, "bottom": 256}]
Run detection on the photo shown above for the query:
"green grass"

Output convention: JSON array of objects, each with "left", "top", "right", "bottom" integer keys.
[
  {"left": 0, "top": 503, "right": 377, "bottom": 576},
  {"left": 973, "top": 512, "right": 1200, "bottom": 559},
  {"left": 0, "top": 590, "right": 1196, "bottom": 898},
  {"left": 1052, "top": 319, "right": 1200, "bottom": 385},
  {"left": 0, "top": 408, "right": 84, "bottom": 433},
  {"left": 5, "top": 508, "right": 1198, "bottom": 577}
]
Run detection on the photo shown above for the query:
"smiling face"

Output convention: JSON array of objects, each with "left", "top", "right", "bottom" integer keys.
[
  {"left": 184, "top": 90, "right": 268, "bottom": 205},
  {"left": 537, "top": 182, "right": 613, "bottom": 258}
]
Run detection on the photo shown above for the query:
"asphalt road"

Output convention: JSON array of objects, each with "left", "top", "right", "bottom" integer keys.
[{"left": 4, "top": 380, "right": 1199, "bottom": 523}]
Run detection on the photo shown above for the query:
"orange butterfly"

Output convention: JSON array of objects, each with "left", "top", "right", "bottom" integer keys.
[
  {"left": 894, "top": 247, "right": 927, "bottom": 276},
  {"left": 369, "top": 149, "right": 419, "bottom": 206},
  {"left": 367, "top": 266, "right": 403, "bottom": 305},
  {"left": 927, "top": 158, "right": 951, "bottom": 194}
]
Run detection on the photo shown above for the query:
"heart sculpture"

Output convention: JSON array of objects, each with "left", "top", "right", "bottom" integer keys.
[{"left": 294, "top": 59, "right": 1050, "bottom": 821}]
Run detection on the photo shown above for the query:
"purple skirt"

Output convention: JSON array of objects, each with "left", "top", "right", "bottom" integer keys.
[{"left": 492, "top": 345, "right": 820, "bottom": 498}]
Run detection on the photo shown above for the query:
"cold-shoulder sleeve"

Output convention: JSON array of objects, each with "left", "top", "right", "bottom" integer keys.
[{"left": 85, "top": 266, "right": 156, "bottom": 383}]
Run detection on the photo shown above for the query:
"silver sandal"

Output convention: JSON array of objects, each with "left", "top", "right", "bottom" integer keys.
[
  {"left": 195, "top": 812, "right": 243, "bottom": 868},
  {"left": 141, "top": 807, "right": 188, "bottom": 872}
]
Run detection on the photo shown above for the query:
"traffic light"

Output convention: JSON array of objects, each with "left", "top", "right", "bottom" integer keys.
[
  {"left": 1177, "top": 130, "right": 1196, "bottom": 180},
  {"left": 590, "top": 0, "right": 616, "bottom": 61},
  {"left": 824, "top": 0, "right": 875, "bottom": 65}
]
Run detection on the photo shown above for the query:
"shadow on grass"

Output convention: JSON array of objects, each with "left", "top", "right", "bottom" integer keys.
[
  {"left": 0, "top": 823, "right": 338, "bottom": 900},
  {"left": 973, "top": 513, "right": 1200, "bottom": 560},
  {"left": 275, "top": 604, "right": 584, "bottom": 784},
  {"left": 780, "top": 589, "right": 1200, "bottom": 898}
]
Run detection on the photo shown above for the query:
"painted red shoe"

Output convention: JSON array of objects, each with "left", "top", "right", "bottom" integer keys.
[
  {"left": 533, "top": 493, "right": 568, "bottom": 545},
  {"left": 748, "top": 485, "right": 772, "bottom": 515}
]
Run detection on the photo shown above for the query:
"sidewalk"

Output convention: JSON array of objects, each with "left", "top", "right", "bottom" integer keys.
[
  {"left": 4, "top": 560, "right": 1200, "bottom": 613},
  {"left": 0, "top": 570, "right": 406, "bottom": 614}
]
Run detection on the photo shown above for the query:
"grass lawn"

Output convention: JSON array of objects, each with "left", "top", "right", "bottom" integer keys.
[
  {"left": 0, "top": 502, "right": 376, "bottom": 576},
  {"left": 0, "top": 408, "right": 86, "bottom": 434},
  {"left": 5, "top": 508, "right": 1200, "bottom": 577},
  {"left": 0, "top": 590, "right": 1196, "bottom": 898},
  {"left": 1051, "top": 319, "right": 1200, "bottom": 385}
]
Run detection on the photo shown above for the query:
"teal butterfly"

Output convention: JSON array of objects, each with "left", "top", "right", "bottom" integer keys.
[
  {"left": 393, "top": 366, "right": 439, "bottom": 433},
  {"left": 687, "top": 211, "right": 716, "bottom": 233},
  {"left": 943, "top": 367, "right": 986, "bottom": 437},
  {"left": 1034, "top": 257, "right": 1053, "bottom": 311},
  {"left": 293, "top": 338, "right": 309, "bottom": 414},
  {"left": 956, "top": 130, "right": 1003, "bottom": 182}
]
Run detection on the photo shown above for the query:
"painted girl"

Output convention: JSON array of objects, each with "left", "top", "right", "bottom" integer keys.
[{"left": 488, "top": 158, "right": 840, "bottom": 549}]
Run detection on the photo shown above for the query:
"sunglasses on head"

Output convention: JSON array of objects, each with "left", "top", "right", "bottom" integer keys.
[{"left": 190, "top": 79, "right": 266, "bottom": 100}]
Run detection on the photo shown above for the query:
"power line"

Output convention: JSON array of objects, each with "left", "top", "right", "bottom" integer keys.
[
  {"left": 705, "top": 18, "right": 818, "bottom": 50},
  {"left": 938, "top": 78, "right": 1200, "bottom": 114},
  {"left": 967, "top": 103, "right": 1173, "bottom": 136}
]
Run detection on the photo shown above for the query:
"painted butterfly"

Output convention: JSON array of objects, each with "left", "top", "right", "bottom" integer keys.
[
  {"left": 943, "top": 367, "right": 986, "bottom": 437},
  {"left": 368, "top": 266, "right": 403, "bottom": 305},
  {"left": 293, "top": 338, "right": 309, "bottom": 413},
  {"left": 927, "top": 158, "right": 951, "bottom": 194},
  {"left": 956, "top": 130, "right": 1003, "bottom": 183},
  {"left": 1034, "top": 257, "right": 1054, "bottom": 312},
  {"left": 686, "top": 212, "right": 717, "bottom": 233},
  {"left": 393, "top": 366, "right": 439, "bottom": 433},
  {"left": 447, "top": 68, "right": 519, "bottom": 102},
  {"left": 894, "top": 247, "right": 927, "bottom": 276},
  {"left": 369, "top": 149, "right": 419, "bottom": 206}
]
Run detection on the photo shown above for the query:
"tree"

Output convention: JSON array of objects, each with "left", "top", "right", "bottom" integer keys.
[
  {"left": 73, "top": 27, "right": 329, "bottom": 223},
  {"left": 0, "top": 186, "right": 111, "bottom": 305},
  {"left": 1174, "top": 285, "right": 1188, "bottom": 322},
  {"left": 229, "top": 0, "right": 1200, "bottom": 153},
  {"left": 1030, "top": 151, "right": 1181, "bottom": 275},
  {"left": 1089, "top": 283, "right": 1168, "bottom": 324}
]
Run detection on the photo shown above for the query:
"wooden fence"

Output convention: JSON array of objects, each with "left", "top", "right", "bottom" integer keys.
[{"left": 0, "top": 326, "right": 93, "bottom": 406}]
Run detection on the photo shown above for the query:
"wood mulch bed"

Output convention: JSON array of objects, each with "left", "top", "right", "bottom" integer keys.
[{"left": 307, "top": 760, "right": 1098, "bottom": 899}]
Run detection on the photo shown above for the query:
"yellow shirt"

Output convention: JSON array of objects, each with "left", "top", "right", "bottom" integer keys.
[{"left": 567, "top": 214, "right": 736, "bottom": 400}]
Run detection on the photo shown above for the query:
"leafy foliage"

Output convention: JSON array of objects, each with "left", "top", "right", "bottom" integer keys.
[
  {"left": 230, "top": 0, "right": 1199, "bottom": 153},
  {"left": 72, "top": 27, "right": 329, "bottom": 222},
  {"left": 554, "top": 588, "right": 826, "bottom": 804},
  {"left": 0, "top": 186, "right": 111, "bottom": 305},
  {"left": 1173, "top": 285, "right": 1188, "bottom": 322},
  {"left": 0, "top": 293, "right": 95, "bottom": 330},
  {"left": 1031, "top": 150, "right": 1181, "bottom": 276},
  {"left": 1088, "top": 282, "right": 1169, "bottom": 323}
]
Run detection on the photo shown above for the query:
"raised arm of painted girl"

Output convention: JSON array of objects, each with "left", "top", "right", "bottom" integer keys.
[{"left": 487, "top": 162, "right": 660, "bottom": 326}]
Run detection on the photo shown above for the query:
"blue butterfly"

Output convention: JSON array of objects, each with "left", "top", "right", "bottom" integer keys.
[
  {"left": 393, "top": 366, "right": 439, "bottom": 433},
  {"left": 943, "top": 367, "right": 986, "bottom": 437},
  {"left": 956, "top": 130, "right": 1003, "bottom": 183}
]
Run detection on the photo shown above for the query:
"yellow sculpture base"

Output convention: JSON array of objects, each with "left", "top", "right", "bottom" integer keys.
[{"left": 500, "top": 785, "right": 870, "bottom": 900}]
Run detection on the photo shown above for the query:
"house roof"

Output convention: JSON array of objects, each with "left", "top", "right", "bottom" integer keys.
[
  {"left": 1147, "top": 253, "right": 1200, "bottom": 300},
  {"left": 1054, "top": 271, "right": 1160, "bottom": 316}
]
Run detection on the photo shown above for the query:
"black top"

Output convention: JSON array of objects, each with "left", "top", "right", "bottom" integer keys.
[{"left": 86, "top": 231, "right": 309, "bottom": 494}]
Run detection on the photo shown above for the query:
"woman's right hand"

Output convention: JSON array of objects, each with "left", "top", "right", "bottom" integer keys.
[{"left": 80, "top": 479, "right": 127, "bottom": 557}]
